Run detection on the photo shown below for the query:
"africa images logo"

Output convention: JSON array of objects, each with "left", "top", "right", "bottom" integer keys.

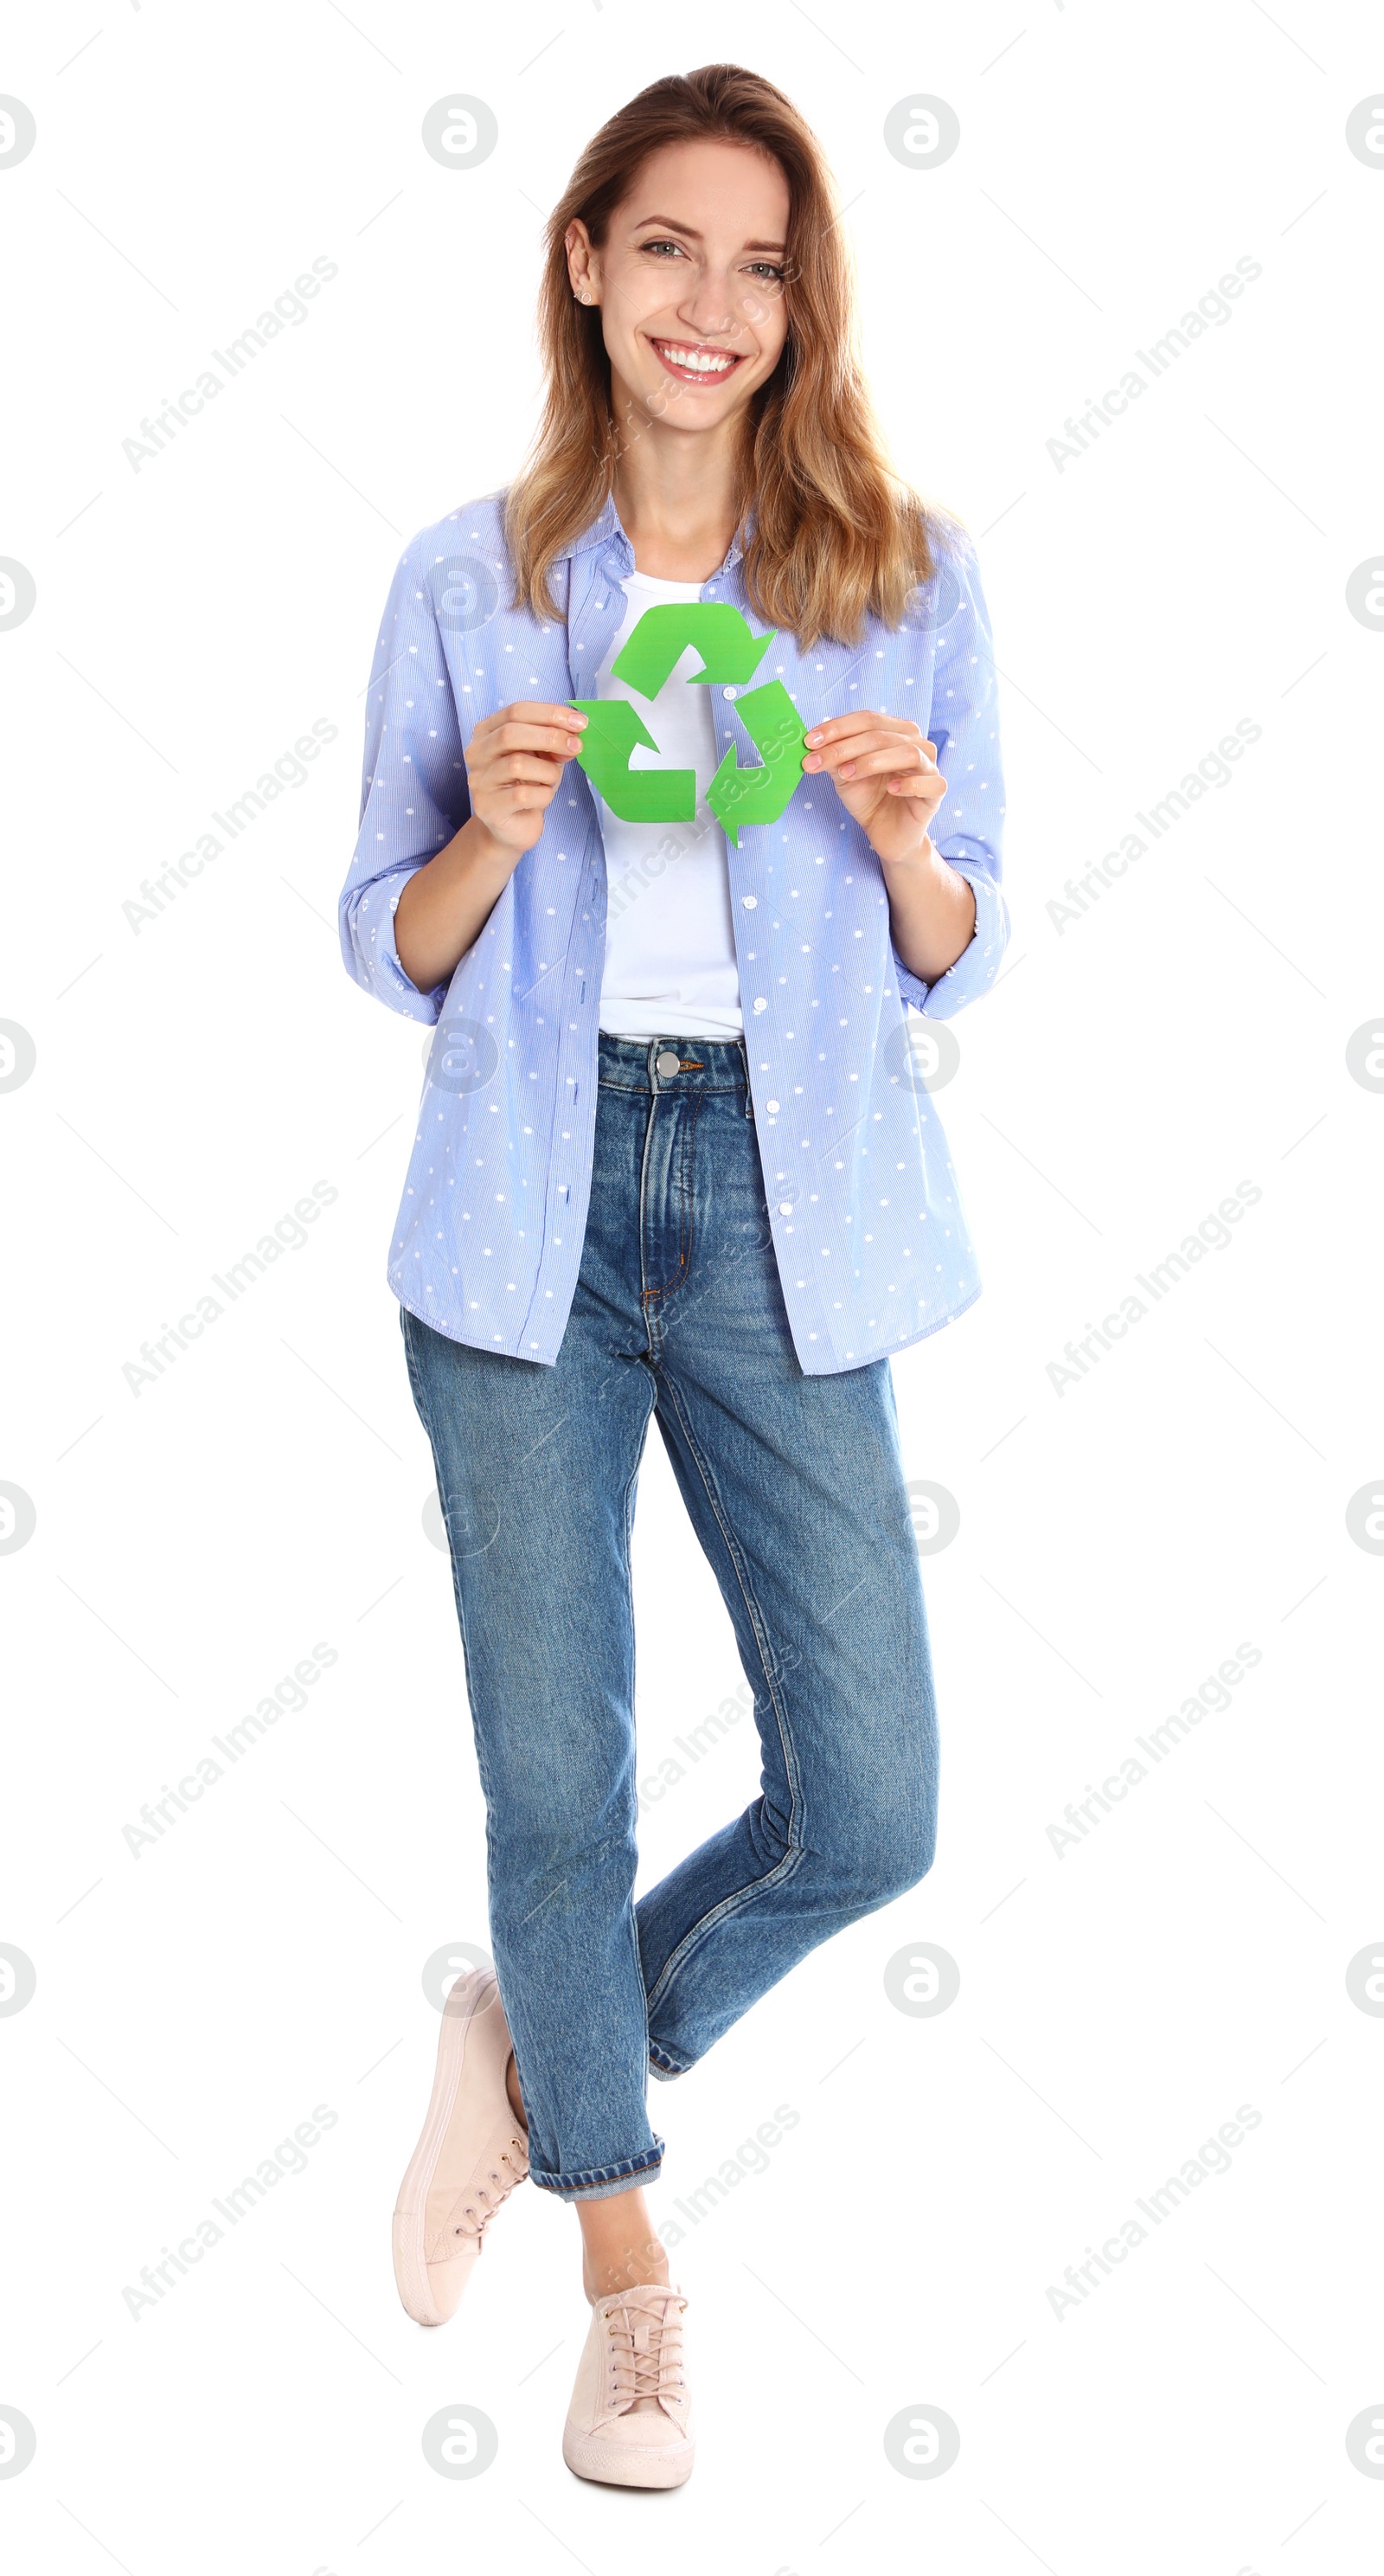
[{"left": 568, "top": 602, "right": 806, "bottom": 845}]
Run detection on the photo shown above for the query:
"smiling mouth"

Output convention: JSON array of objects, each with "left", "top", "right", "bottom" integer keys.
[{"left": 647, "top": 337, "right": 746, "bottom": 383}]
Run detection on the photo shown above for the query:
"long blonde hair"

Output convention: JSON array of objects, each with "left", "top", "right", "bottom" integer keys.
[{"left": 503, "top": 63, "right": 942, "bottom": 652}]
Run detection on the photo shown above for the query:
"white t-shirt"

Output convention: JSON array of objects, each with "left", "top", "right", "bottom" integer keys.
[{"left": 594, "top": 569, "right": 743, "bottom": 1040}]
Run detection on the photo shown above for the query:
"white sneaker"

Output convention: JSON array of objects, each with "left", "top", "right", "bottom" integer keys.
[
  {"left": 391, "top": 1966, "right": 529, "bottom": 2327},
  {"left": 562, "top": 2282, "right": 694, "bottom": 2488}
]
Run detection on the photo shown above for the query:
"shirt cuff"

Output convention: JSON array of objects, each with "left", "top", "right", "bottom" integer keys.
[
  {"left": 346, "top": 873, "right": 450, "bottom": 1024},
  {"left": 893, "top": 860, "right": 1008, "bottom": 1019}
]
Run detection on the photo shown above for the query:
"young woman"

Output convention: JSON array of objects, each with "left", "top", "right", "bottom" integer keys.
[{"left": 338, "top": 62, "right": 1007, "bottom": 2490}]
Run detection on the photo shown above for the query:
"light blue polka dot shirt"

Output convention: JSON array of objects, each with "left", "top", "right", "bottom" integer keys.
[{"left": 337, "top": 489, "right": 1009, "bottom": 1375}]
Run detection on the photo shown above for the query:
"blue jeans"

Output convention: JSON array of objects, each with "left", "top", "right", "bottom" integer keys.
[{"left": 400, "top": 1032, "right": 939, "bottom": 2201}]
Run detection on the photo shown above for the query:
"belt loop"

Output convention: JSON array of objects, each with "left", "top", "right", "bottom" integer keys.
[{"left": 739, "top": 1035, "right": 753, "bottom": 1118}]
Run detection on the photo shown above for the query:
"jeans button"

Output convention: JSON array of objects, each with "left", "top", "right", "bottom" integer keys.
[{"left": 656, "top": 1050, "right": 680, "bottom": 1076}]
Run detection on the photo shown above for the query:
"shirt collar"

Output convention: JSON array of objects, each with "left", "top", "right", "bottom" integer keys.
[{"left": 567, "top": 491, "right": 627, "bottom": 562}]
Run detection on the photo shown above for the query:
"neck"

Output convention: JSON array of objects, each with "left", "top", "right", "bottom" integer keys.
[{"left": 609, "top": 372, "right": 746, "bottom": 581}]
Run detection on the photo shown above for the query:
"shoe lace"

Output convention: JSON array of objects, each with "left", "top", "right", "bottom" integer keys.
[
  {"left": 452, "top": 2136, "right": 528, "bottom": 2242},
  {"left": 604, "top": 2287, "right": 689, "bottom": 2414}
]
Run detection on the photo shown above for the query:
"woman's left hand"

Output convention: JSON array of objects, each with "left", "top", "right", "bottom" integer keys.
[{"left": 801, "top": 712, "right": 946, "bottom": 866}]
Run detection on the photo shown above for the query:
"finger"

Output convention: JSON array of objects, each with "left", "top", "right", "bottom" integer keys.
[
  {"left": 806, "top": 732, "right": 935, "bottom": 776},
  {"left": 803, "top": 710, "right": 917, "bottom": 742},
  {"left": 803, "top": 711, "right": 919, "bottom": 752},
  {"left": 486, "top": 755, "right": 568, "bottom": 790},
  {"left": 482, "top": 719, "right": 587, "bottom": 758},
  {"left": 804, "top": 724, "right": 926, "bottom": 763},
  {"left": 833, "top": 745, "right": 942, "bottom": 785},
  {"left": 486, "top": 793, "right": 560, "bottom": 827},
  {"left": 492, "top": 700, "right": 592, "bottom": 730}
]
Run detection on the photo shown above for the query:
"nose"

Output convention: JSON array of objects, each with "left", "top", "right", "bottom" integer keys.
[
  {"left": 676, "top": 267, "right": 743, "bottom": 342},
  {"left": 678, "top": 299, "right": 734, "bottom": 341}
]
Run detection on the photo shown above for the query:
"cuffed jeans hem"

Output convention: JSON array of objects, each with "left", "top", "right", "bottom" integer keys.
[
  {"left": 648, "top": 2044, "right": 690, "bottom": 2083},
  {"left": 530, "top": 2141, "right": 666, "bottom": 2204}
]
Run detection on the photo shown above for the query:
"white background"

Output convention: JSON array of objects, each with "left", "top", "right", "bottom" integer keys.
[{"left": 3, "top": 3, "right": 1382, "bottom": 2569}]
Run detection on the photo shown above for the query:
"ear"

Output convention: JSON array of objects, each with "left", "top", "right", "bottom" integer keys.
[{"left": 565, "top": 219, "right": 598, "bottom": 305}]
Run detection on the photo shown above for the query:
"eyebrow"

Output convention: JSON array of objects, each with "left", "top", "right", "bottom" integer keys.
[{"left": 631, "top": 215, "right": 787, "bottom": 254}]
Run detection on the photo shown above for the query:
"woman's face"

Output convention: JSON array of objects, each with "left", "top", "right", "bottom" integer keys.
[{"left": 567, "top": 138, "right": 792, "bottom": 435}]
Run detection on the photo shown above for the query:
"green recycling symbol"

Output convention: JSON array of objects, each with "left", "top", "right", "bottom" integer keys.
[{"left": 568, "top": 603, "right": 806, "bottom": 848}]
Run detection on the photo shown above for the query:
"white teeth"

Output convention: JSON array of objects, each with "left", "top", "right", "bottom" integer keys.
[{"left": 656, "top": 342, "right": 735, "bottom": 374}]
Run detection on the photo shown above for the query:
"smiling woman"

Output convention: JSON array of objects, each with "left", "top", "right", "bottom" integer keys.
[
  {"left": 338, "top": 59, "right": 1009, "bottom": 2498},
  {"left": 507, "top": 79, "right": 936, "bottom": 642}
]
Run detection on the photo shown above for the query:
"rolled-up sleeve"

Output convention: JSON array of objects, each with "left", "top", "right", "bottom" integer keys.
[
  {"left": 337, "top": 533, "right": 471, "bottom": 1024},
  {"left": 892, "top": 528, "right": 1009, "bottom": 1020}
]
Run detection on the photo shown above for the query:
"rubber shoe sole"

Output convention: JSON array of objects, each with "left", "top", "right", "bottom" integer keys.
[{"left": 561, "top": 2423, "right": 695, "bottom": 2489}]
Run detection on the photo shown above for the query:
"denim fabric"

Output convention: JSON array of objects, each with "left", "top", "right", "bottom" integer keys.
[
  {"left": 339, "top": 487, "right": 1009, "bottom": 1376},
  {"left": 401, "top": 1031, "right": 939, "bottom": 2201}
]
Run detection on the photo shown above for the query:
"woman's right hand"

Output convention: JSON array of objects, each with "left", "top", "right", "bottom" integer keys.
[
  {"left": 465, "top": 701, "right": 589, "bottom": 858},
  {"left": 394, "top": 702, "right": 589, "bottom": 993}
]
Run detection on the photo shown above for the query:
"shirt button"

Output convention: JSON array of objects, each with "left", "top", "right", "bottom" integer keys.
[
  {"left": 656, "top": 1049, "right": 680, "bottom": 1076},
  {"left": 752, "top": 997, "right": 766, "bottom": 1012},
  {"left": 741, "top": 894, "right": 757, "bottom": 909},
  {"left": 722, "top": 685, "right": 737, "bottom": 700},
  {"left": 766, "top": 1098, "right": 780, "bottom": 1112},
  {"left": 778, "top": 1200, "right": 793, "bottom": 1215}
]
